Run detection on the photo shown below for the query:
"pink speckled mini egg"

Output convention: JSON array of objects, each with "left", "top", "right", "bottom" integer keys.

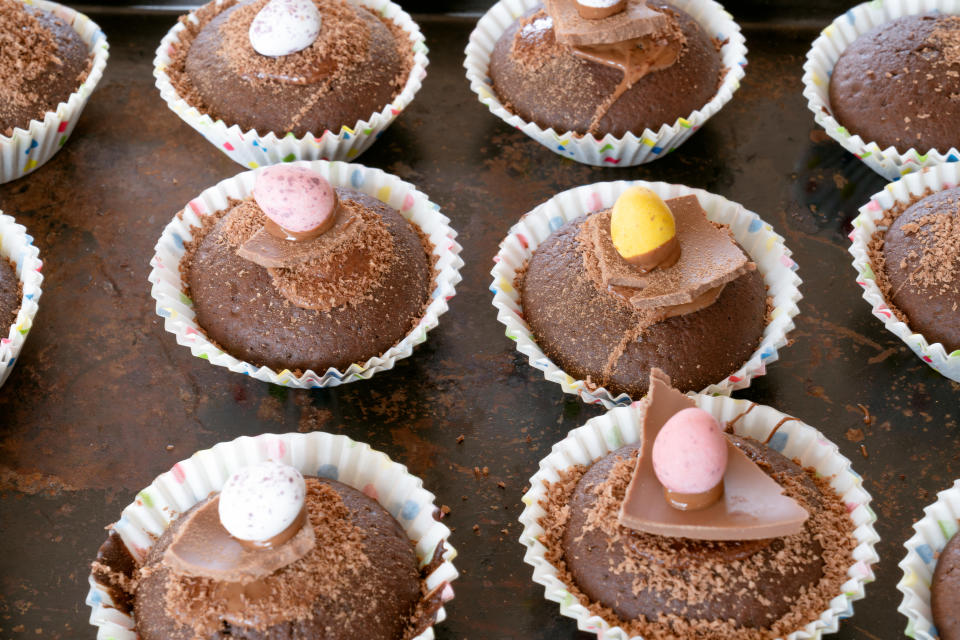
[
  {"left": 652, "top": 407, "right": 728, "bottom": 495},
  {"left": 253, "top": 165, "right": 337, "bottom": 234}
]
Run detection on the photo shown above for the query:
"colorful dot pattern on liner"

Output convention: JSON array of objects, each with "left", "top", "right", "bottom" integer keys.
[
  {"left": 0, "top": 213, "right": 44, "bottom": 389},
  {"left": 489, "top": 179, "right": 801, "bottom": 409},
  {"left": 464, "top": 0, "right": 746, "bottom": 166},
  {"left": 802, "top": 0, "right": 960, "bottom": 181},
  {"left": 518, "top": 394, "right": 880, "bottom": 640},
  {"left": 85, "top": 432, "right": 459, "bottom": 640},
  {"left": 148, "top": 160, "right": 463, "bottom": 389},
  {"left": 153, "top": 0, "right": 428, "bottom": 167},
  {"left": 0, "top": 0, "right": 109, "bottom": 184},
  {"left": 848, "top": 162, "right": 960, "bottom": 382}
]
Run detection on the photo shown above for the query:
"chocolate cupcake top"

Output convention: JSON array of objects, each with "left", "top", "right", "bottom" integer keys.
[
  {"left": 829, "top": 14, "right": 960, "bottom": 152},
  {"left": 166, "top": 0, "right": 413, "bottom": 137},
  {"left": 488, "top": 0, "right": 722, "bottom": 137},
  {"left": 868, "top": 187, "right": 960, "bottom": 351},
  {"left": 182, "top": 165, "right": 434, "bottom": 373},
  {"left": 537, "top": 370, "right": 857, "bottom": 638},
  {"left": 91, "top": 461, "right": 444, "bottom": 640},
  {"left": 0, "top": 0, "right": 91, "bottom": 136},
  {"left": 932, "top": 532, "right": 960, "bottom": 640}
]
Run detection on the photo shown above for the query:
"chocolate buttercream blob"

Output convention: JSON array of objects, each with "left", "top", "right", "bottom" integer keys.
[
  {"left": 546, "top": 0, "right": 669, "bottom": 45},
  {"left": 539, "top": 432, "right": 856, "bottom": 637},
  {"left": 870, "top": 187, "right": 960, "bottom": 351},
  {"left": 168, "top": 0, "right": 412, "bottom": 136},
  {"left": 829, "top": 14, "right": 960, "bottom": 152},
  {"left": 520, "top": 215, "right": 767, "bottom": 397},
  {"left": 0, "top": 0, "right": 91, "bottom": 135},
  {"left": 164, "top": 495, "right": 315, "bottom": 581},
  {"left": 932, "top": 533, "right": 960, "bottom": 640},
  {"left": 490, "top": 4, "right": 721, "bottom": 138},
  {"left": 184, "top": 188, "right": 432, "bottom": 373},
  {"left": 618, "top": 369, "right": 809, "bottom": 539},
  {"left": 0, "top": 257, "right": 19, "bottom": 331}
]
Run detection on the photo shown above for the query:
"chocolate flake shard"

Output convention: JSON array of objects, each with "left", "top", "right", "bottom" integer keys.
[{"left": 618, "top": 369, "right": 809, "bottom": 540}]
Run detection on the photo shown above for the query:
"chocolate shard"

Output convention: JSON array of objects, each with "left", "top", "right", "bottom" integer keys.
[
  {"left": 617, "top": 369, "right": 809, "bottom": 540},
  {"left": 237, "top": 206, "right": 359, "bottom": 269},
  {"left": 164, "top": 495, "right": 315, "bottom": 582},
  {"left": 590, "top": 195, "right": 755, "bottom": 309},
  {"left": 544, "top": 0, "right": 670, "bottom": 46}
]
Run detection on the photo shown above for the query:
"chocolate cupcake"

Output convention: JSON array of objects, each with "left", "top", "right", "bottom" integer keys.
[
  {"left": 829, "top": 13, "right": 960, "bottom": 154},
  {"left": 850, "top": 162, "right": 960, "bottom": 380},
  {"left": 804, "top": 2, "right": 960, "bottom": 179},
  {"left": 517, "top": 187, "right": 766, "bottom": 398},
  {"left": 897, "top": 479, "right": 960, "bottom": 639},
  {"left": 0, "top": 0, "right": 108, "bottom": 182},
  {"left": 520, "top": 370, "right": 878, "bottom": 639},
  {"left": 489, "top": 1, "right": 720, "bottom": 138},
  {"left": 868, "top": 187, "right": 960, "bottom": 352},
  {"left": 151, "top": 161, "right": 461, "bottom": 388},
  {"left": 88, "top": 434, "right": 457, "bottom": 639},
  {"left": 0, "top": 0, "right": 90, "bottom": 135},
  {"left": 466, "top": 0, "right": 746, "bottom": 165},
  {"left": 0, "top": 213, "right": 43, "bottom": 389},
  {"left": 154, "top": 0, "right": 428, "bottom": 166}
]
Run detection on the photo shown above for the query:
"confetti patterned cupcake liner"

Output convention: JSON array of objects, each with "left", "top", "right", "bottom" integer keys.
[
  {"left": 489, "top": 180, "right": 802, "bottom": 409},
  {"left": 153, "top": 0, "right": 428, "bottom": 169},
  {"left": 519, "top": 395, "right": 880, "bottom": 640},
  {"left": 848, "top": 162, "right": 960, "bottom": 381},
  {"left": 0, "top": 0, "right": 109, "bottom": 184},
  {"left": 149, "top": 160, "right": 463, "bottom": 388},
  {"left": 802, "top": 0, "right": 960, "bottom": 181},
  {"left": 0, "top": 214, "right": 43, "bottom": 389},
  {"left": 464, "top": 0, "right": 746, "bottom": 167},
  {"left": 85, "top": 431, "right": 458, "bottom": 640},
  {"left": 897, "top": 479, "right": 960, "bottom": 639}
]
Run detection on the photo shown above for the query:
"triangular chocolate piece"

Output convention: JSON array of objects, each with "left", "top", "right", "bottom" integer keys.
[
  {"left": 617, "top": 369, "right": 809, "bottom": 540},
  {"left": 544, "top": 0, "right": 670, "bottom": 46}
]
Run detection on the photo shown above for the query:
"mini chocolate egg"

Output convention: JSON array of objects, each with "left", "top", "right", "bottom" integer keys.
[
  {"left": 218, "top": 461, "right": 306, "bottom": 543},
  {"left": 652, "top": 407, "right": 728, "bottom": 496},
  {"left": 610, "top": 186, "right": 680, "bottom": 271},
  {"left": 576, "top": 0, "right": 627, "bottom": 19},
  {"left": 253, "top": 165, "right": 338, "bottom": 241},
  {"left": 249, "top": 0, "right": 322, "bottom": 58}
]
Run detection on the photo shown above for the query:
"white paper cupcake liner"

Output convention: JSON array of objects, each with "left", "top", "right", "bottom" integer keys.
[
  {"left": 0, "top": 213, "right": 43, "bottom": 389},
  {"left": 153, "top": 0, "right": 429, "bottom": 169},
  {"left": 85, "top": 431, "right": 458, "bottom": 640},
  {"left": 148, "top": 159, "right": 463, "bottom": 388},
  {"left": 897, "top": 479, "right": 960, "bottom": 639},
  {"left": 490, "top": 180, "right": 802, "bottom": 408},
  {"left": 802, "top": 0, "right": 960, "bottom": 181},
  {"left": 519, "top": 395, "right": 880, "bottom": 640},
  {"left": 0, "top": 0, "right": 109, "bottom": 184},
  {"left": 847, "top": 162, "right": 960, "bottom": 381},
  {"left": 464, "top": 0, "right": 746, "bottom": 167}
]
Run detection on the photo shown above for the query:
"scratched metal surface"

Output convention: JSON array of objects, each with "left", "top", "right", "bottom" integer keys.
[{"left": 0, "top": 12, "right": 956, "bottom": 640}]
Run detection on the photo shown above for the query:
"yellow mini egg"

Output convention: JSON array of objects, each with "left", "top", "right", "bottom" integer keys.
[{"left": 610, "top": 186, "right": 677, "bottom": 262}]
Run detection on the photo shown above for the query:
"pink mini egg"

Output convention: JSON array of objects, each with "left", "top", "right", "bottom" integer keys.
[
  {"left": 253, "top": 165, "right": 337, "bottom": 237},
  {"left": 652, "top": 407, "right": 728, "bottom": 495}
]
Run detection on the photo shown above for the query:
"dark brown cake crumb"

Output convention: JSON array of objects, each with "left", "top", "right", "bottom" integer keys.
[{"left": 537, "top": 434, "right": 857, "bottom": 639}]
